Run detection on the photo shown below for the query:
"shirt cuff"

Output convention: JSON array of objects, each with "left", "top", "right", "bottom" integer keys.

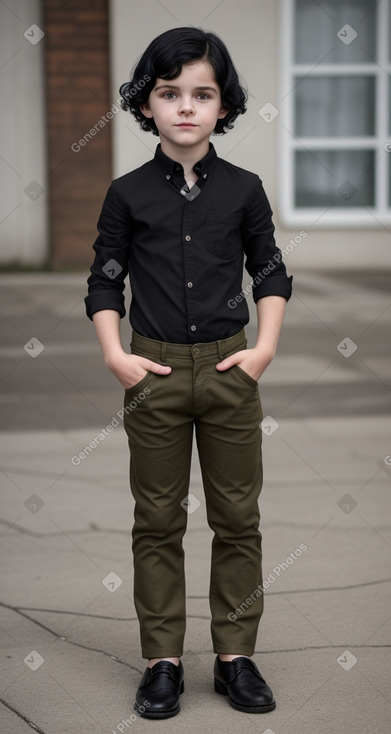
[
  {"left": 253, "top": 274, "right": 293, "bottom": 303},
  {"left": 84, "top": 290, "right": 126, "bottom": 320}
]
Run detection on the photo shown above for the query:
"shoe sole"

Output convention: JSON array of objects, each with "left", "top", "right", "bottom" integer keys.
[
  {"left": 134, "top": 680, "right": 184, "bottom": 718},
  {"left": 134, "top": 704, "right": 180, "bottom": 719},
  {"left": 214, "top": 677, "right": 276, "bottom": 714}
]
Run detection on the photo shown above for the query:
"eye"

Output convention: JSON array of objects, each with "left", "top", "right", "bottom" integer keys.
[
  {"left": 197, "top": 93, "right": 211, "bottom": 100},
  {"left": 162, "top": 92, "right": 177, "bottom": 99}
]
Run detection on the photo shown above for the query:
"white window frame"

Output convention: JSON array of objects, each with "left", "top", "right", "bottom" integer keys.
[{"left": 278, "top": 0, "right": 391, "bottom": 228}]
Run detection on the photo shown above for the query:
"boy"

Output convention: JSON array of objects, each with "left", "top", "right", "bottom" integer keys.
[{"left": 85, "top": 26, "right": 292, "bottom": 719}]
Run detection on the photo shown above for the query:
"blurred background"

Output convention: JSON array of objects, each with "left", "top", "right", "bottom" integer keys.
[
  {"left": 2, "top": 0, "right": 391, "bottom": 269},
  {"left": 1, "top": 2, "right": 390, "bottom": 733}
]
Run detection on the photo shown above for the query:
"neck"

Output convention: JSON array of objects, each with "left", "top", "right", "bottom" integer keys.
[{"left": 159, "top": 136, "right": 210, "bottom": 176}]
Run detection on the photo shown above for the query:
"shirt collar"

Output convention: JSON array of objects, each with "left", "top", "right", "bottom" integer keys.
[{"left": 153, "top": 141, "right": 218, "bottom": 179}]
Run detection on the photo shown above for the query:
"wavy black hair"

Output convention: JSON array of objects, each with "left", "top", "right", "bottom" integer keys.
[{"left": 119, "top": 26, "right": 248, "bottom": 136}]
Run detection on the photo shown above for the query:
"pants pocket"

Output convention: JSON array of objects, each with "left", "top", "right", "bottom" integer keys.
[
  {"left": 124, "top": 370, "right": 154, "bottom": 397},
  {"left": 231, "top": 364, "right": 259, "bottom": 388}
]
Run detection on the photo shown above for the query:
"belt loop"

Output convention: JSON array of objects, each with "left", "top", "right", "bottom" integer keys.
[
  {"left": 217, "top": 338, "right": 225, "bottom": 360},
  {"left": 160, "top": 341, "right": 167, "bottom": 362}
]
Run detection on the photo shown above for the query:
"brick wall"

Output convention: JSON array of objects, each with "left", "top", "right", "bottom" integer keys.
[{"left": 43, "top": 0, "right": 112, "bottom": 267}]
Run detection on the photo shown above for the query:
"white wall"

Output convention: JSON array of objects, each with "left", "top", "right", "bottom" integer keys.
[
  {"left": 0, "top": 0, "right": 48, "bottom": 266},
  {"left": 109, "top": 0, "right": 390, "bottom": 271}
]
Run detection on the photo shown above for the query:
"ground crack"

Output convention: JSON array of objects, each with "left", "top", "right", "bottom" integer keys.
[{"left": 0, "top": 695, "right": 47, "bottom": 734}]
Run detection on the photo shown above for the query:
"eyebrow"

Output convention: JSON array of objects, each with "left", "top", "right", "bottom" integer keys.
[{"left": 154, "top": 84, "right": 218, "bottom": 93}]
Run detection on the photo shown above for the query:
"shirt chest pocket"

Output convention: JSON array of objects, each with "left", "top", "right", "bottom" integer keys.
[{"left": 204, "top": 209, "right": 243, "bottom": 259}]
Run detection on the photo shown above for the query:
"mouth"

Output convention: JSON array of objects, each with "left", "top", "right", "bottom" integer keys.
[{"left": 176, "top": 123, "right": 197, "bottom": 127}]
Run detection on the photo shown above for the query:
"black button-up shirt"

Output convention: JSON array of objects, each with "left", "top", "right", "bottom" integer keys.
[{"left": 85, "top": 142, "right": 292, "bottom": 343}]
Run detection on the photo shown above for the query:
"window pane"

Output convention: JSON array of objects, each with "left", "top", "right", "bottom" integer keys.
[
  {"left": 389, "top": 8, "right": 391, "bottom": 63},
  {"left": 389, "top": 155, "right": 391, "bottom": 207},
  {"left": 295, "top": 0, "right": 376, "bottom": 64},
  {"left": 295, "top": 150, "right": 375, "bottom": 207},
  {"left": 389, "top": 76, "right": 391, "bottom": 135},
  {"left": 295, "top": 76, "right": 375, "bottom": 137}
]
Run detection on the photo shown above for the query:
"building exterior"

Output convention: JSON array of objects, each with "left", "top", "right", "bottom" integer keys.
[{"left": 1, "top": 0, "right": 390, "bottom": 270}]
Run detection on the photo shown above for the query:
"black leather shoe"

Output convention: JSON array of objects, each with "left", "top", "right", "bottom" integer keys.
[
  {"left": 214, "top": 655, "right": 276, "bottom": 713},
  {"left": 134, "top": 660, "right": 184, "bottom": 718}
]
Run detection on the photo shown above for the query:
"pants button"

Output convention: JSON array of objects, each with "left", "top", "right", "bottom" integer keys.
[{"left": 192, "top": 347, "right": 200, "bottom": 356}]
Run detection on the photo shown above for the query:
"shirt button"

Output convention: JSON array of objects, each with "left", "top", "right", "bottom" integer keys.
[
  {"left": 175, "top": 165, "right": 182, "bottom": 173},
  {"left": 166, "top": 174, "right": 171, "bottom": 180},
  {"left": 203, "top": 173, "right": 207, "bottom": 178},
  {"left": 187, "top": 281, "right": 193, "bottom": 288},
  {"left": 185, "top": 235, "right": 191, "bottom": 241},
  {"left": 190, "top": 325, "right": 196, "bottom": 331}
]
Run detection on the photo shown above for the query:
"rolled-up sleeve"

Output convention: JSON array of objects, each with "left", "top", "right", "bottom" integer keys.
[
  {"left": 241, "top": 177, "right": 293, "bottom": 302},
  {"left": 85, "top": 183, "right": 132, "bottom": 320}
]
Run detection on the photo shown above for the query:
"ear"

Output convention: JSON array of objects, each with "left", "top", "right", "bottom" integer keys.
[
  {"left": 139, "top": 102, "right": 153, "bottom": 118},
  {"left": 217, "top": 106, "right": 229, "bottom": 119}
]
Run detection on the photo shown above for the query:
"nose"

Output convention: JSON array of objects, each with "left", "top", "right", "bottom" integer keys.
[{"left": 178, "top": 96, "right": 195, "bottom": 115}]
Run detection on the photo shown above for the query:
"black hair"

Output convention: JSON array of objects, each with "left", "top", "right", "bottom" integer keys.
[{"left": 118, "top": 26, "right": 248, "bottom": 135}]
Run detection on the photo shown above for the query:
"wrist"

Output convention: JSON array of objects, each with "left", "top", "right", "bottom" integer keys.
[
  {"left": 104, "top": 347, "right": 127, "bottom": 370},
  {"left": 253, "top": 344, "right": 276, "bottom": 363}
]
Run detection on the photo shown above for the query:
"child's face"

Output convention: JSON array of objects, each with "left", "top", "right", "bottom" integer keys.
[{"left": 140, "top": 60, "right": 228, "bottom": 149}]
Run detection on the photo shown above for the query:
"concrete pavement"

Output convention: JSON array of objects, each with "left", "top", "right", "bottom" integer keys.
[{"left": 0, "top": 270, "right": 390, "bottom": 733}]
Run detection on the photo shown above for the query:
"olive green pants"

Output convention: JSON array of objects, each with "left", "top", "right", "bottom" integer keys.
[{"left": 123, "top": 328, "right": 264, "bottom": 659}]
